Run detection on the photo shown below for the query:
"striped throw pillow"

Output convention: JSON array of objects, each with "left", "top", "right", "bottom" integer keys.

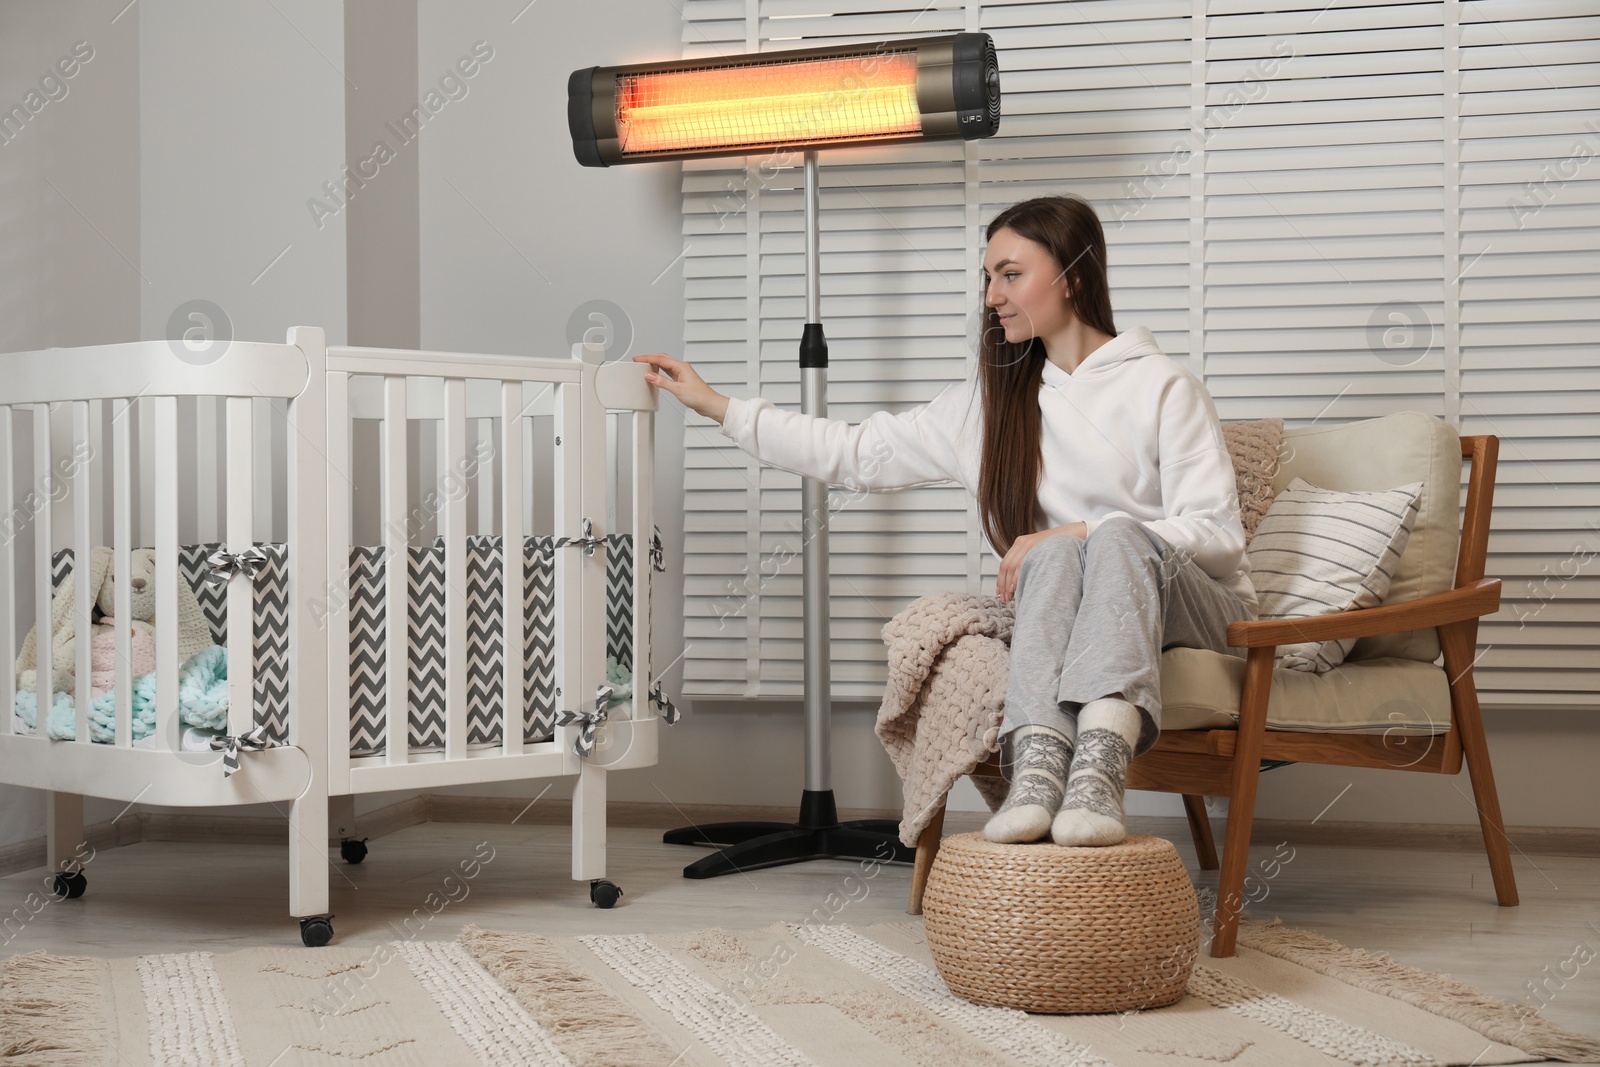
[{"left": 1246, "top": 476, "right": 1424, "bottom": 673}]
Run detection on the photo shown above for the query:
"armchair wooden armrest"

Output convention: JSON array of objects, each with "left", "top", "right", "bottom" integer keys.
[{"left": 1226, "top": 578, "right": 1501, "bottom": 649}]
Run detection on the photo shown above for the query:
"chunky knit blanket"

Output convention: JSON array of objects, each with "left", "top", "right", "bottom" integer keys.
[
  {"left": 15, "top": 644, "right": 231, "bottom": 743},
  {"left": 874, "top": 592, "right": 1017, "bottom": 846},
  {"left": 1221, "top": 416, "right": 1285, "bottom": 546},
  {"left": 874, "top": 418, "right": 1286, "bottom": 847}
]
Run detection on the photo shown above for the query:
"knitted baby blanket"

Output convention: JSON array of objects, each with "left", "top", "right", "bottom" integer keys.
[{"left": 874, "top": 591, "right": 1017, "bottom": 847}]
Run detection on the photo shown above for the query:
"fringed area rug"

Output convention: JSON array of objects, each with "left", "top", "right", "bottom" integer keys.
[{"left": 4, "top": 918, "right": 1598, "bottom": 1066}]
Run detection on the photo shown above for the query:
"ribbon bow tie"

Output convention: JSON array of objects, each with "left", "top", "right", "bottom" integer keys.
[
  {"left": 554, "top": 683, "right": 615, "bottom": 758},
  {"left": 649, "top": 525, "right": 666, "bottom": 573},
  {"left": 554, "top": 517, "right": 605, "bottom": 558},
  {"left": 648, "top": 682, "right": 680, "bottom": 725},
  {"left": 209, "top": 724, "right": 280, "bottom": 777},
  {"left": 204, "top": 546, "right": 270, "bottom": 588}
]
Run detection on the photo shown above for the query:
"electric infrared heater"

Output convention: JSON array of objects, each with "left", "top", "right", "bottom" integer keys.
[
  {"left": 568, "top": 33, "right": 1001, "bottom": 880},
  {"left": 567, "top": 34, "right": 999, "bottom": 166}
]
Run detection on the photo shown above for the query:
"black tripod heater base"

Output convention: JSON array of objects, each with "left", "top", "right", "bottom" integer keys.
[{"left": 663, "top": 789, "right": 917, "bottom": 879}]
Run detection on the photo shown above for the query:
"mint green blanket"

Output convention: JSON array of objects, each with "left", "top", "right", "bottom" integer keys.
[{"left": 13, "top": 645, "right": 230, "bottom": 743}]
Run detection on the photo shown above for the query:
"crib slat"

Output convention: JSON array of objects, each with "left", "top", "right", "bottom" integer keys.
[
  {"left": 523, "top": 395, "right": 537, "bottom": 534},
  {"left": 88, "top": 401, "right": 105, "bottom": 548},
  {"left": 475, "top": 417, "right": 494, "bottom": 536},
  {"left": 553, "top": 386, "right": 581, "bottom": 768},
  {"left": 71, "top": 402, "right": 91, "bottom": 746},
  {"left": 383, "top": 376, "right": 409, "bottom": 765},
  {"left": 325, "top": 370, "right": 352, "bottom": 792},
  {"left": 444, "top": 377, "right": 467, "bottom": 762},
  {"left": 196, "top": 397, "right": 219, "bottom": 543},
  {"left": 253, "top": 397, "right": 274, "bottom": 545},
  {"left": 137, "top": 395, "right": 154, "bottom": 549},
  {"left": 500, "top": 383, "right": 523, "bottom": 757},
  {"left": 153, "top": 397, "right": 178, "bottom": 752},
  {"left": 606, "top": 414, "right": 618, "bottom": 552},
  {"left": 0, "top": 407, "right": 12, "bottom": 735},
  {"left": 275, "top": 397, "right": 291, "bottom": 542},
  {"left": 226, "top": 397, "right": 256, "bottom": 738},
  {"left": 112, "top": 400, "right": 132, "bottom": 749},
  {"left": 634, "top": 409, "right": 655, "bottom": 723},
  {"left": 33, "top": 405, "right": 53, "bottom": 715}
]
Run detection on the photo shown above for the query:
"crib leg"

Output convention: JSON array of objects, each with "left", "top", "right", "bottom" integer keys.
[
  {"left": 329, "top": 794, "right": 357, "bottom": 843},
  {"left": 47, "top": 792, "right": 85, "bottom": 873},
  {"left": 289, "top": 790, "right": 330, "bottom": 920},
  {"left": 572, "top": 762, "right": 606, "bottom": 881}
]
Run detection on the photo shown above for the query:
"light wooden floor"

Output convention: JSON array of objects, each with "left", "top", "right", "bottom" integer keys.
[{"left": 2, "top": 810, "right": 1597, "bottom": 1041}]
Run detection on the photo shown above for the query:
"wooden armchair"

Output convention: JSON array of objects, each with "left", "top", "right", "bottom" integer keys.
[{"left": 907, "top": 415, "right": 1513, "bottom": 959}]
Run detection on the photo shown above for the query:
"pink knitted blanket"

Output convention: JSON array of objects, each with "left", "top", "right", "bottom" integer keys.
[{"left": 874, "top": 592, "right": 1016, "bottom": 846}]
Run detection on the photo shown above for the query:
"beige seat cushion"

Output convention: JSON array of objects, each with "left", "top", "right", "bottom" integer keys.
[
  {"left": 1275, "top": 412, "right": 1462, "bottom": 664},
  {"left": 1159, "top": 646, "right": 1453, "bottom": 735}
]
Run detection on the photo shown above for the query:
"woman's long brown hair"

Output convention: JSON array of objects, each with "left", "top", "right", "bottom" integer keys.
[{"left": 976, "top": 196, "right": 1116, "bottom": 556}]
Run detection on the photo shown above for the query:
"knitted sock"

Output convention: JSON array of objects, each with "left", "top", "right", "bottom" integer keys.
[
  {"left": 1052, "top": 697, "right": 1142, "bottom": 847},
  {"left": 984, "top": 723, "right": 1073, "bottom": 844}
]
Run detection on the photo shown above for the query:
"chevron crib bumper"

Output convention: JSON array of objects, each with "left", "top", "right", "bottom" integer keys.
[{"left": 49, "top": 535, "right": 638, "bottom": 757}]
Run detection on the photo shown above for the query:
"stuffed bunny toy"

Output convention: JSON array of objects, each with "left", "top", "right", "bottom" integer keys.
[
  {"left": 88, "top": 548, "right": 159, "bottom": 698},
  {"left": 94, "top": 547, "right": 158, "bottom": 637},
  {"left": 16, "top": 546, "right": 213, "bottom": 695}
]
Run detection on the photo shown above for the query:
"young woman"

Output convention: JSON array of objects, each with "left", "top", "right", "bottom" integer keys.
[{"left": 636, "top": 195, "right": 1255, "bottom": 848}]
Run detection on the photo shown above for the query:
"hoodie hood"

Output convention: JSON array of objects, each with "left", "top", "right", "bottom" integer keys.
[{"left": 1040, "top": 326, "right": 1161, "bottom": 386}]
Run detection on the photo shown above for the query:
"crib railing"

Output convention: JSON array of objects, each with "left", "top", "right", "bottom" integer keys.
[
  {"left": 0, "top": 328, "right": 324, "bottom": 904},
  {"left": 1, "top": 326, "right": 657, "bottom": 907},
  {"left": 321, "top": 344, "right": 658, "bottom": 795},
  {"left": 2, "top": 327, "right": 657, "bottom": 781}
]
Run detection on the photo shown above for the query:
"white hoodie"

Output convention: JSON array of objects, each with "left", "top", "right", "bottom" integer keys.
[{"left": 718, "top": 326, "right": 1258, "bottom": 615}]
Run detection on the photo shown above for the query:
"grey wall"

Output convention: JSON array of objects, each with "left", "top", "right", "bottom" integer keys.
[
  {"left": 413, "top": 0, "right": 688, "bottom": 359},
  {"left": 0, "top": 2, "right": 139, "bottom": 353},
  {"left": 138, "top": 0, "right": 346, "bottom": 347},
  {"left": 345, "top": 0, "right": 419, "bottom": 349},
  {"left": 0, "top": 0, "right": 344, "bottom": 846},
  {"left": 0, "top": 0, "right": 140, "bottom": 851}
]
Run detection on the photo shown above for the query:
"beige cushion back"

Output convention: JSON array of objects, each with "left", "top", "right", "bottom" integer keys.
[{"left": 1274, "top": 412, "right": 1462, "bottom": 664}]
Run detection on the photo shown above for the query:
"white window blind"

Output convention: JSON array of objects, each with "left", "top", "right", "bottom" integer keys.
[
  {"left": 1460, "top": 1, "right": 1600, "bottom": 707},
  {"left": 678, "top": 0, "right": 1600, "bottom": 708}
]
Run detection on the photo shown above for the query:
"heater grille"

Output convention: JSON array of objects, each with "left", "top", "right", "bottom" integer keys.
[
  {"left": 616, "top": 51, "right": 921, "bottom": 157},
  {"left": 569, "top": 32, "right": 999, "bottom": 167}
]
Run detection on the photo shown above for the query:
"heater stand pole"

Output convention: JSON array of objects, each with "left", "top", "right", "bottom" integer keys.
[
  {"left": 662, "top": 151, "right": 917, "bottom": 878},
  {"left": 800, "top": 150, "right": 830, "bottom": 797}
]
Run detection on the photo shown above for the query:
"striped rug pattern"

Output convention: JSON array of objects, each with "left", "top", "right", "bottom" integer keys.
[{"left": 3, "top": 918, "right": 1596, "bottom": 1066}]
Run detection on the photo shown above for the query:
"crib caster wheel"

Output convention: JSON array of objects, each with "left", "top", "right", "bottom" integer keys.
[
  {"left": 51, "top": 871, "right": 87, "bottom": 900},
  {"left": 340, "top": 839, "right": 368, "bottom": 864},
  {"left": 589, "top": 879, "right": 623, "bottom": 909},
  {"left": 299, "top": 917, "right": 334, "bottom": 947}
]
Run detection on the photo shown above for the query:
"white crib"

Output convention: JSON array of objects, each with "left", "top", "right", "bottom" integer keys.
[{"left": 0, "top": 326, "right": 663, "bottom": 944}]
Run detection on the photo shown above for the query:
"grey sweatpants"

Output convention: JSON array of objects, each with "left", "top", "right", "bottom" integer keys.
[{"left": 1001, "top": 515, "right": 1255, "bottom": 757}]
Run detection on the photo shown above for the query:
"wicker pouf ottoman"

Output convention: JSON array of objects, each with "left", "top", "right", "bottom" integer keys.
[{"left": 921, "top": 832, "right": 1199, "bottom": 1014}]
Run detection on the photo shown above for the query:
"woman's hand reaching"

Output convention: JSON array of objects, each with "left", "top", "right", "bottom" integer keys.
[{"left": 634, "top": 354, "right": 730, "bottom": 425}]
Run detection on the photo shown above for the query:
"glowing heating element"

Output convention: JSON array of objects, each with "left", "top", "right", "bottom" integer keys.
[
  {"left": 569, "top": 33, "right": 1000, "bottom": 167},
  {"left": 615, "top": 53, "right": 921, "bottom": 157}
]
